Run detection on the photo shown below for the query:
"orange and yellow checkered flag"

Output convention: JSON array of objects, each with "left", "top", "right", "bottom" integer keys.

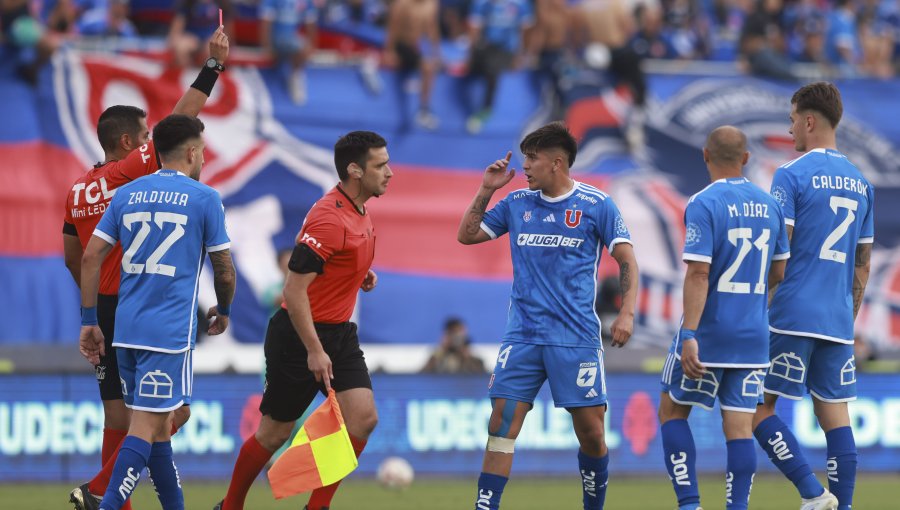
[{"left": 268, "top": 389, "right": 358, "bottom": 499}]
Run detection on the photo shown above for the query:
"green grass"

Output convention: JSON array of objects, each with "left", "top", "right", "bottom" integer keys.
[{"left": 4, "top": 475, "right": 899, "bottom": 509}]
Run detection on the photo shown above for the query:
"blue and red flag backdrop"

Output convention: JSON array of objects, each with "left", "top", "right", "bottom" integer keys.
[{"left": 1, "top": 50, "right": 899, "bottom": 353}]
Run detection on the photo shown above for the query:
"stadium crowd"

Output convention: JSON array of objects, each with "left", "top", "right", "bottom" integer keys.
[{"left": 0, "top": 0, "right": 900, "bottom": 78}]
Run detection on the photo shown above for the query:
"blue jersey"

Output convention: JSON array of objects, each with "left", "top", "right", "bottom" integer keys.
[
  {"left": 94, "top": 170, "right": 231, "bottom": 353},
  {"left": 468, "top": 0, "right": 534, "bottom": 53},
  {"left": 259, "top": 0, "right": 318, "bottom": 31},
  {"left": 481, "top": 182, "right": 632, "bottom": 348},
  {"left": 676, "top": 177, "right": 790, "bottom": 367},
  {"left": 769, "top": 148, "right": 875, "bottom": 343}
]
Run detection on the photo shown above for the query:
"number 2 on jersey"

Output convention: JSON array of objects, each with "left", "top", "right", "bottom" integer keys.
[
  {"left": 819, "top": 196, "right": 857, "bottom": 264},
  {"left": 718, "top": 228, "right": 770, "bottom": 295},
  {"left": 121, "top": 212, "right": 188, "bottom": 276}
]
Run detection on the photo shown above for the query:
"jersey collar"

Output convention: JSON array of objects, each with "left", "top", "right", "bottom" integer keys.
[
  {"left": 712, "top": 177, "right": 750, "bottom": 185},
  {"left": 336, "top": 184, "right": 366, "bottom": 216},
  {"left": 155, "top": 169, "right": 187, "bottom": 177},
  {"left": 539, "top": 180, "right": 578, "bottom": 203}
]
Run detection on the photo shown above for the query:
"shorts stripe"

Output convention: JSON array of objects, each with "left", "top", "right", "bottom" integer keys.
[
  {"left": 762, "top": 387, "right": 804, "bottom": 401},
  {"left": 126, "top": 400, "right": 186, "bottom": 413},
  {"left": 662, "top": 353, "right": 675, "bottom": 385},
  {"left": 809, "top": 389, "right": 857, "bottom": 403},
  {"left": 669, "top": 391, "right": 714, "bottom": 411},
  {"left": 720, "top": 404, "right": 756, "bottom": 414},
  {"left": 181, "top": 352, "right": 186, "bottom": 398},
  {"left": 598, "top": 350, "right": 606, "bottom": 395}
]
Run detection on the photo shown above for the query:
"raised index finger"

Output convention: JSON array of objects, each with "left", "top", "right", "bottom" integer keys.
[{"left": 504, "top": 151, "right": 512, "bottom": 163}]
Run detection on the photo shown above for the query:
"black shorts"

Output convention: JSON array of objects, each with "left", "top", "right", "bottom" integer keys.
[
  {"left": 96, "top": 293, "right": 124, "bottom": 401},
  {"left": 468, "top": 42, "right": 513, "bottom": 78},
  {"left": 259, "top": 308, "right": 372, "bottom": 422},
  {"left": 394, "top": 41, "right": 421, "bottom": 72}
]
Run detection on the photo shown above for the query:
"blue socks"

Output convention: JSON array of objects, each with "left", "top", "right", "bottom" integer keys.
[
  {"left": 754, "top": 415, "right": 824, "bottom": 499},
  {"left": 100, "top": 436, "right": 151, "bottom": 510},
  {"left": 725, "top": 439, "right": 756, "bottom": 510},
  {"left": 578, "top": 450, "right": 609, "bottom": 509},
  {"left": 147, "top": 441, "right": 184, "bottom": 510},
  {"left": 475, "top": 472, "right": 507, "bottom": 510},
  {"left": 826, "top": 426, "right": 856, "bottom": 510},
  {"left": 661, "top": 419, "right": 700, "bottom": 508}
]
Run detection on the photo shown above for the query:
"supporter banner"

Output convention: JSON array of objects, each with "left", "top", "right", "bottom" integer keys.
[
  {"left": 1, "top": 374, "right": 898, "bottom": 481},
  {"left": 1, "top": 52, "right": 899, "bottom": 354}
]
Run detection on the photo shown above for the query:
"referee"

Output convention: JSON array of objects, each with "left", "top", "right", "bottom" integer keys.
[{"left": 216, "top": 131, "right": 392, "bottom": 510}]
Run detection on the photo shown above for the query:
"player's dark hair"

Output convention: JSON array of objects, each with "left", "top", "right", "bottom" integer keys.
[
  {"left": 152, "top": 114, "right": 205, "bottom": 157},
  {"left": 791, "top": 82, "right": 843, "bottom": 128},
  {"left": 520, "top": 122, "right": 578, "bottom": 167},
  {"left": 97, "top": 105, "right": 147, "bottom": 153},
  {"left": 334, "top": 131, "right": 387, "bottom": 181}
]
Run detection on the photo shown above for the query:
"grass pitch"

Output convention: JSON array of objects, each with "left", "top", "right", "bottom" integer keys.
[{"left": 3, "top": 475, "right": 898, "bottom": 509}]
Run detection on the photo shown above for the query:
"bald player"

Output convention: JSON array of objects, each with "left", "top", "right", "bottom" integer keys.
[{"left": 658, "top": 126, "right": 791, "bottom": 510}]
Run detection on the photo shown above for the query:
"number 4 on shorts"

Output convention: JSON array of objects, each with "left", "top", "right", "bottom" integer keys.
[{"left": 496, "top": 345, "right": 513, "bottom": 369}]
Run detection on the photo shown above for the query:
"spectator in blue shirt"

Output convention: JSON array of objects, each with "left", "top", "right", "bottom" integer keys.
[
  {"left": 793, "top": 15, "right": 827, "bottom": 64},
  {"left": 78, "top": 0, "right": 138, "bottom": 38},
  {"left": 857, "top": 0, "right": 894, "bottom": 78},
  {"left": 824, "top": 0, "right": 859, "bottom": 74},
  {"left": 630, "top": 3, "right": 678, "bottom": 60},
  {"left": 464, "top": 0, "right": 534, "bottom": 134},
  {"left": 259, "top": 0, "right": 319, "bottom": 104},
  {"left": 739, "top": 0, "right": 797, "bottom": 79}
]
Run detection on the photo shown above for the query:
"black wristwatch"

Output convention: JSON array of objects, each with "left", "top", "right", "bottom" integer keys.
[{"left": 205, "top": 57, "right": 225, "bottom": 72}]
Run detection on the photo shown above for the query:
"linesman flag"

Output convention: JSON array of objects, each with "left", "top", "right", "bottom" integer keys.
[{"left": 268, "top": 389, "right": 358, "bottom": 499}]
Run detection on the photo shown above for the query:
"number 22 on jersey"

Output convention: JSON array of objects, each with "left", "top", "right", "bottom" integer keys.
[{"left": 122, "top": 211, "right": 188, "bottom": 276}]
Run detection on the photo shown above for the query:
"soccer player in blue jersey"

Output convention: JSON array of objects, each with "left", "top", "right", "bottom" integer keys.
[
  {"left": 458, "top": 122, "right": 639, "bottom": 510},
  {"left": 78, "top": 114, "right": 236, "bottom": 510},
  {"left": 753, "top": 82, "right": 873, "bottom": 510},
  {"left": 658, "top": 126, "right": 791, "bottom": 510}
]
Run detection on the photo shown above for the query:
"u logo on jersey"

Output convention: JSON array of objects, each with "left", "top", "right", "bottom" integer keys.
[{"left": 565, "top": 209, "right": 582, "bottom": 228}]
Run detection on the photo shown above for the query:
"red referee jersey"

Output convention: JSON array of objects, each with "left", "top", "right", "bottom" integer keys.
[
  {"left": 287, "top": 185, "right": 376, "bottom": 323},
  {"left": 63, "top": 142, "right": 160, "bottom": 295}
]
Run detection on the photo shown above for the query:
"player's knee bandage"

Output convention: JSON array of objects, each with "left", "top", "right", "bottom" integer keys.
[{"left": 486, "top": 435, "right": 516, "bottom": 454}]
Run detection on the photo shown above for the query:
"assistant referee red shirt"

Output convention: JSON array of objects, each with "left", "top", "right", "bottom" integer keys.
[
  {"left": 288, "top": 185, "right": 376, "bottom": 324},
  {"left": 63, "top": 142, "right": 160, "bottom": 294}
]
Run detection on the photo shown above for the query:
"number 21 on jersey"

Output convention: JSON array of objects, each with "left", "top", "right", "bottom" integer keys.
[{"left": 718, "top": 228, "right": 770, "bottom": 295}]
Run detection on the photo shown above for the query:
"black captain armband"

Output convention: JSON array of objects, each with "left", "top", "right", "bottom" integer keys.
[
  {"left": 63, "top": 222, "right": 77, "bottom": 235},
  {"left": 288, "top": 243, "right": 325, "bottom": 275},
  {"left": 190, "top": 66, "right": 220, "bottom": 97}
]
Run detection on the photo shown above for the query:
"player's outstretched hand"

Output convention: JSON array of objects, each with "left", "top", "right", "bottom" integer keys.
[
  {"left": 308, "top": 350, "right": 334, "bottom": 391},
  {"left": 79, "top": 325, "right": 105, "bottom": 366},
  {"left": 206, "top": 305, "right": 230, "bottom": 335},
  {"left": 680, "top": 339, "right": 705, "bottom": 379},
  {"left": 482, "top": 151, "right": 516, "bottom": 191},
  {"left": 361, "top": 269, "right": 378, "bottom": 292},
  {"left": 209, "top": 26, "right": 229, "bottom": 64},
  {"left": 609, "top": 312, "right": 633, "bottom": 348}
]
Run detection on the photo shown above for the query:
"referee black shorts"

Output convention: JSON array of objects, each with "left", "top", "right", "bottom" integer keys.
[
  {"left": 96, "top": 293, "right": 124, "bottom": 401},
  {"left": 259, "top": 308, "right": 372, "bottom": 423}
]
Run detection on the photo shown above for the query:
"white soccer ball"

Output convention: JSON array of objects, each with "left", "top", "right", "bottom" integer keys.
[{"left": 376, "top": 456, "right": 414, "bottom": 489}]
